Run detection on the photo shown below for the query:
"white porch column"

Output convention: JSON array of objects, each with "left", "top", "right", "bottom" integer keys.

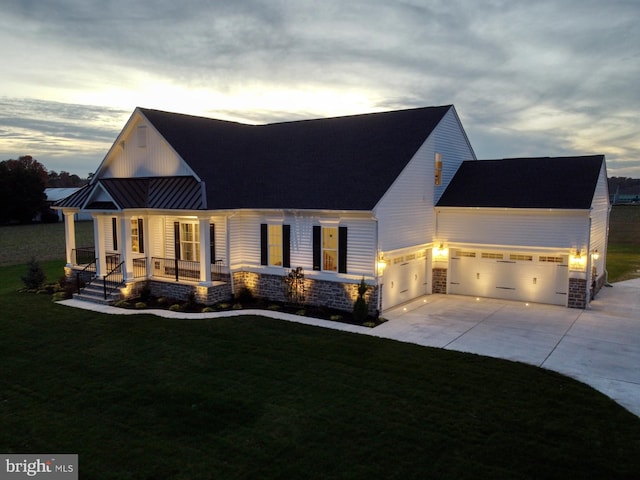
[
  {"left": 93, "top": 215, "right": 106, "bottom": 277},
  {"left": 63, "top": 211, "right": 76, "bottom": 267},
  {"left": 199, "top": 215, "right": 212, "bottom": 285},
  {"left": 120, "top": 215, "right": 133, "bottom": 281}
]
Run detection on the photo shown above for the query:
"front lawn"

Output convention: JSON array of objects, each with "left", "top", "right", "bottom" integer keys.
[{"left": 1, "top": 262, "right": 640, "bottom": 479}]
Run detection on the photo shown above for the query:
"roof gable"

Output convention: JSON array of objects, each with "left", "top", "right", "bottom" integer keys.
[
  {"left": 436, "top": 155, "right": 605, "bottom": 209},
  {"left": 139, "top": 105, "right": 453, "bottom": 210}
]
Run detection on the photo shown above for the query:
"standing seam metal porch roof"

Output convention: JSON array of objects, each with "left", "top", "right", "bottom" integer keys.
[{"left": 138, "top": 105, "right": 453, "bottom": 211}]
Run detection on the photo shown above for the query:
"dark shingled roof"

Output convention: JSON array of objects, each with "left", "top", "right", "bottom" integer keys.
[
  {"left": 436, "top": 155, "right": 605, "bottom": 209},
  {"left": 139, "top": 105, "right": 453, "bottom": 210}
]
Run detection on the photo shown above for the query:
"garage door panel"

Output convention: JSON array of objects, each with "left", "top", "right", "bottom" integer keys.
[
  {"left": 449, "top": 250, "right": 568, "bottom": 306},
  {"left": 382, "top": 252, "right": 429, "bottom": 309}
]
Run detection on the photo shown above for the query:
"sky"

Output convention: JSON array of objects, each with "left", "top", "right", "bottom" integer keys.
[{"left": 0, "top": 0, "right": 638, "bottom": 178}]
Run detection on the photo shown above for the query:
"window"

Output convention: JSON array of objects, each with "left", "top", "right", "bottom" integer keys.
[
  {"left": 509, "top": 254, "right": 532, "bottom": 262},
  {"left": 456, "top": 250, "right": 476, "bottom": 258},
  {"left": 131, "top": 219, "right": 144, "bottom": 253},
  {"left": 313, "top": 226, "right": 347, "bottom": 273},
  {"left": 322, "top": 227, "right": 338, "bottom": 271},
  {"left": 434, "top": 153, "right": 442, "bottom": 186},
  {"left": 179, "top": 222, "right": 200, "bottom": 261},
  {"left": 539, "top": 255, "right": 564, "bottom": 263},
  {"left": 260, "top": 224, "right": 290, "bottom": 268},
  {"left": 481, "top": 252, "right": 503, "bottom": 260},
  {"left": 137, "top": 125, "right": 147, "bottom": 148}
]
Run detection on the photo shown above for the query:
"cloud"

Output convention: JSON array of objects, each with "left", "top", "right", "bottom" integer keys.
[{"left": 0, "top": 0, "right": 638, "bottom": 177}]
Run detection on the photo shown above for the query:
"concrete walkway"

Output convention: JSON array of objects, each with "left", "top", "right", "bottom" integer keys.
[{"left": 58, "top": 277, "right": 640, "bottom": 417}]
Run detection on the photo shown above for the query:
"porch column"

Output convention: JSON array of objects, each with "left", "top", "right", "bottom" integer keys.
[
  {"left": 119, "top": 216, "right": 133, "bottom": 281},
  {"left": 198, "top": 215, "right": 212, "bottom": 285},
  {"left": 63, "top": 210, "right": 76, "bottom": 267},
  {"left": 93, "top": 215, "right": 106, "bottom": 277}
]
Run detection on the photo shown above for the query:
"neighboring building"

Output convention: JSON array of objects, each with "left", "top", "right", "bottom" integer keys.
[
  {"left": 44, "top": 188, "right": 92, "bottom": 222},
  {"left": 55, "top": 106, "right": 609, "bottom": 311}
]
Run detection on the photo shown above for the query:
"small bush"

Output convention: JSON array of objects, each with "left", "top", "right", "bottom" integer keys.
[
  {"left": 201, "top": 306, "right": 215, "bottom": 313},
  {"left": 135, "top": 302, "right": 147, "bottom": 309},
  {"left": 52, "top": 292, "right": 67, "bottom": 302},
  {"left": 235, "top": 287, "right": 254, "bottom": 304},
  {"left": 139, "top": 281, "right": 152, "bottom": 301},
  {"left": 267, "top": 304, "right": 281, "bottom": 311},
  {"left": 232, "top": 303, "right": 243, "bottom": 310},
  {"left": 353, "top": 278, "right": 369, "bottom": 324},
  {"left": 114, "top": 300, "right": 131, "bottom": 308},
  {"left": 169, "top": 304, "right": 182, "bottom": 312},
  {"left": 21, "top": 257, "right": 46, "bottom": 290},
  {"left": 218, "top": 302, "right": 231, "bottom": 309},
  {"left": 295, "top": 309, "right": 306, "bottom": 316},
  {"left": 330, "top": 314, "right": 343, "bottom": 321},
  {"left": 157, "top": 297, "right": 169, "bottom": 306}
]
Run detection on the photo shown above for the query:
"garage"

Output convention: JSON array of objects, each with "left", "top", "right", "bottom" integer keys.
[
  {"left": 382, "top": 249, "right": 429, "bottom": 310},
  {"left": 448, "top": 249, "right": 568, "bottom": 305}
]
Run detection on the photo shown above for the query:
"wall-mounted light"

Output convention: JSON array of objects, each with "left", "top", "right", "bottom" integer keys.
[
  {"left": 569, "top": 249, "right": 587, "bottom": 272},
  {"left": 433, "top": 243, "right": 449, "bottom": 260},
  {"left": 377, "top": 254, "right": 387, "bottom": 274},
  {"left": 592, "top": 249, "right": 600, "bottom": 261}
]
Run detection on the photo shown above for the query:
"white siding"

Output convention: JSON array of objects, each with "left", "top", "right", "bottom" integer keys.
[
  {"left": 229, "top": 211, "right": 376, "bottom": 279},
  {"left": 101, "top": 115, "right": 194, "bottom": 179},
  {"left": 148, "top": 216, "right": 165, "bottom": 258},
  {"left": 374, "top": 107, "right": 475, "bottom": 253},
  {"left": 589, "top": 163, "right": 610, "bottom": 276},
  {"left": 436, "top": 208, "right": 591, "bottom": 249},
  {"left": 104, "top": 216, "right": 117, "bottom": 252}
]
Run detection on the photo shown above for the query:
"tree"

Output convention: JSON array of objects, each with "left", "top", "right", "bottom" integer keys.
[{"left": 0, "top": 156, "right": 48, "bottom": 223}]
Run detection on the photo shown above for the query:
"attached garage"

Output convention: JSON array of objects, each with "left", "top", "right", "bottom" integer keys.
[
  {"left": 435, "top": 155, "right": 610, "bottom": 308},
  {"left": 382, "top": 248, "right": 429, "bottom": 310},
  {"left": 448, "top": 248, "right": 568, "bottom": 305}
]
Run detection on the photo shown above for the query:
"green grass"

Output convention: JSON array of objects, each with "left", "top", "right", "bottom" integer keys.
[
  {"left": 2, "top": 263, "right": 640, "bottom": 479},
  {"left": 607, "top": 206, "right": 640, "bottom": 281}
]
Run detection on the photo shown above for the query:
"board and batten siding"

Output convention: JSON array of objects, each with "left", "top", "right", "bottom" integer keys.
[
  {"left": 100, "top": 115, "right": 195, "bottom": 179},
  {"left": 436, "top": 208, "right": 591, "bottom": 249},
  {"left": 374, "top": 107, "right": 476, "bottom": 253}
]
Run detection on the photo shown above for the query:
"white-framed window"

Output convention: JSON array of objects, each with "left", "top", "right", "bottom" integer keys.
[
  {"left": 180, "top": 222, "right": 200, "bottom": 261},
  {"left": 322, "top": 226, "right": 338, "bottom": 272},
  {"left": 131, "top": 219, "right": 140, "bottom": 253},
  {"left": 268, "top": 224, "right": 283, "bottom": 266}
]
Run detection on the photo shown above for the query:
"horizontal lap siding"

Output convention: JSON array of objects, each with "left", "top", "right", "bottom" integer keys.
[
  {"left": 375, "top": 107, "right": 475, "bottom": 252},
  {"left": 437, "top": 210, "right": 590, "bottom": 248},
  {"left": 589, "top": 165, "right": 610, "bottom": 274}
]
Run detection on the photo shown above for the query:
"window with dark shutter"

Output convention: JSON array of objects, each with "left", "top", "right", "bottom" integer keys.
[
  {"left": 138, "top": 218, "right": 145, "bottom": 254},
  {"left": 338, "top": 226, "right": 347, "bottom": 273},
  {"left": 312, "top": 226, "right": 321, "bottom": 270},
  {"left": 112, "top": 217, "right": 118, "bottom": 251},
  {"left": 260, "top": 223, "right": 268, "bottom": 266},
  {"left": 283, "top": 224, "right": 291, "bottom": 268},
  {"left": 174, "top": 221, "right": 181, "bottom": 259},
  {"left": 210, "top": 224, "right": 216, "bottom": 263}
]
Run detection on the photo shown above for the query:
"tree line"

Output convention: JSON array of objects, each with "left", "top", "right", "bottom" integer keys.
[{"left": 0, "top": 156, "right": 89, "bottom": 224}]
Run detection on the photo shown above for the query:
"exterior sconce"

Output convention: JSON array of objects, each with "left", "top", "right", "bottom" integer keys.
[
  {"left": 377, "top": 254, "right": 387, "bottom": 274},
  {"left": 592, "top": 250, "right": 600, "bottom": 261},
  {"left": 433, "top": 243, "right": 449, "bottom": 260},
  {"left": 569, "top": 250, "right": 587, "bottom": 272}
]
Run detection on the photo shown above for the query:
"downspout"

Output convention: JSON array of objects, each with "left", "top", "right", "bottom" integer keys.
[
  {"left": 374, "top": 216, "right": 383, "bottom": 313},
  {"left": 586, "top": 216, "right": 592, "bottom": 309},
  {"left": 603, "top": 203, "right": 613, "bottom": 287}
]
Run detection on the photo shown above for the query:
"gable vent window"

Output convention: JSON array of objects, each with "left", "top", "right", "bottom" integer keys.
[
  {"left": 434, "top": 153, "right": 443, "bottom": 186},
  {"left": 137, "top": 125, "right": 147, "bottom": 148}
]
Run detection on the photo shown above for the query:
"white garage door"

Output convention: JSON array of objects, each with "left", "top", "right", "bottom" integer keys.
[
  {"left": 449, "top": 249, "right": 568, "bottom": 306},
  {"left": 382, "top": 250, "right": 429, "bottom": 310}
]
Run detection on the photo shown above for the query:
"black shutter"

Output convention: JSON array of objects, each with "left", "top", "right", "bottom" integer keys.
[
  {"left": 210, "top": 224, "right": 216, "bottom": 263},
  {"left": 138, "top": 218, "right": 144, "bottom": 254},
  {"left": 260, "top": 223, "right": 268, "bottom": 266},
  {"left": 174, "top": 222, "right": 181, "bottom": 259},
  {"left": 312, "top": 226, "right": 321, "bottom": 271},
  {"left": 338, "top": 226, "right": 347, "bottom": 274},
  {"left": 283, "top": 224, "right": 291, "bottom": 268},
  {"left": 112, "top": 217, "right": 118, "bottom": 251}
]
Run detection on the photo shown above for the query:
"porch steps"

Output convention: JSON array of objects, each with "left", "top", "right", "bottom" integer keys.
[{"left": 73, "top": 283, "right": 121, "bottom": 306}]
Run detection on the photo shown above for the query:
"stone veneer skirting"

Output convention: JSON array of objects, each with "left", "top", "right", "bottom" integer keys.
[
  {"left": 233, "top": 271, "right": 378, "bottom": 315},
  {"left": 568, "top": 277, "right": 587, "bottom": 309},
  {"left": 432, "top": 268, "right": 447, "bottom": 294},
  {"left": 124, "top": 276, "right": 233, "bottom": 306}
]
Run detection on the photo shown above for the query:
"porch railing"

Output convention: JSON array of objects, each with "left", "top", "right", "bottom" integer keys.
[
  {"left": 151, "top": 257, "right": 226, "bottom": 282},
  {"left": 103, "top": 261, "right": 125, "bottom": 300},
  {"left": 72, "top": 248, "right": 120, "bottom": 270},
  {"left": 76, "top": 258, "right": 97, "bottom": 294},
  {"left": 133, "top": 257, "right": 147, "bottom": 278}
]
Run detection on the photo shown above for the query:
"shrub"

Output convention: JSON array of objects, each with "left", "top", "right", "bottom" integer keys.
[
  {"left": 139, "top": 281, "right": 152, "bottom": 301},
  {"left": 135, "top": 302, "right": 147, "bottom": 309},
  {"left": 201, "top": 306, "right": 215, "bottom": 313},
  {"left": 330, "top": 314, "right": 343, "bottom": 321},
  {"left": 52, "top": 292, "right": 67, "bottom": 302},
  {"left": 235, "top": 287, "right": 254, "bottom": 304},
  {"left": 21, "top": 257, "right": 46, "bottom": 290},
  {"left": 169, "top": 304, "right": 182, "bottom": 312},
  {"left": 114, "top": 300, "right": 130, "bottom": 308},
  {"left": 353, "top": 277, "right": 369, "bottom": 323},
  {"left": 296, "top": 309, "right": 306, "bottom": 316},
  {"left": 232, "top": 303, "right": 243, "bottom": 310}
]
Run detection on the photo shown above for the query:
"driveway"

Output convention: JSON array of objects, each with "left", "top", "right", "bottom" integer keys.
[{"left": 377, "top": 278, "right": 640, "bottom": 417}]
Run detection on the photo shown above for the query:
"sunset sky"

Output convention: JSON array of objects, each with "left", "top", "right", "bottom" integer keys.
[{"left": 1, "top": 0, "right": 638, "bottom": 177}]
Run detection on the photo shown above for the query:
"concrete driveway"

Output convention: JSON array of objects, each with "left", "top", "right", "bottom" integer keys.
[{"left": 377, "top": 278, "right": 640, "bottom": 417}]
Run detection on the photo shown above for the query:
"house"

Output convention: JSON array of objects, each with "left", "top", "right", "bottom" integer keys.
[
  {"left": 44, "top": 188, "right": 93, "bottom": 222},
  {"left": 55, "top": 105, "right": 609, "bottom": 312}
]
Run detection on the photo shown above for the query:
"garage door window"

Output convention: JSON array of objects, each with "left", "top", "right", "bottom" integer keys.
[
  {"left": 509, "top": 254, "right": 532, "bottom": 262},
  {"left": 539, "top": 256, "right": 564, "bottom": 263},
  {"left": 481, "top": 252, "right": 503, "bottom": 260}
]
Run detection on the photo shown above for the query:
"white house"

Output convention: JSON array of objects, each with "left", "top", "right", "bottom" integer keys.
[{"left": 55, "top": 106, "right": 609, "bottom": 312}]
